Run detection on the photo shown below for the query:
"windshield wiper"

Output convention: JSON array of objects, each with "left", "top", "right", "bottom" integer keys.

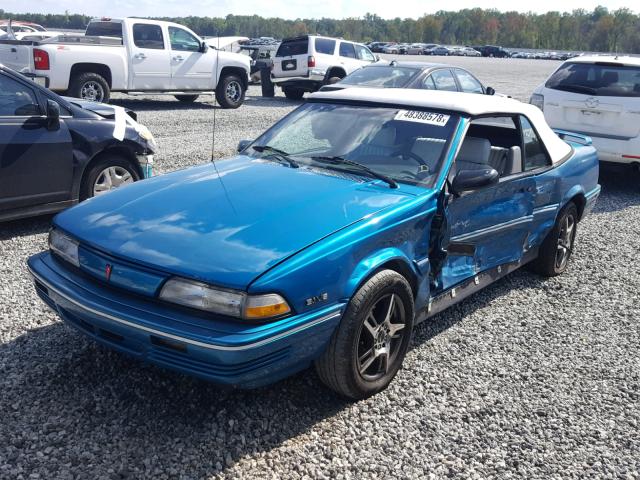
[
  {"left": 311, "top": 156, "right": 398, "bottom": 188},
  {"left": 252, "top": 145, "right": 299, "bottom": 168},
  {"left": 552, "top": 84, "right": 597, "bottom": 95}
]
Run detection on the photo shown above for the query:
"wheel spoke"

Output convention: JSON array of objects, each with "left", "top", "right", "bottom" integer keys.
[
  {"left": 359, "top": 348, "right": 377, "bottom": 373},
  {"left": 384, "top": 294, "right": 396, "bottom": 324},
  {"left": 363, "top": 314, "right": 378, "bottom": 339},
  {"left": 379, "top": 350, "right": 390, "bottom": 374},
  {"left": 388, "top": 322, "right": 405, "bottom": 337}
]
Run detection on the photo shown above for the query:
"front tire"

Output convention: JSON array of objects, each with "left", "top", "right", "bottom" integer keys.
[
  {"left": 68, "top": 72, "right": 110, "bottom": 103},
  {"left": 215, "top": 74, "right": 245, "bottom": 109},
  {"left": 529, "top": 202, "right": 578, "bottom": 277},
  {"left": 175, "top": 94, "right": 199, "bottom": 103},
  {"left": 315, "top": 270, "right": 414, "bottom": 400},
  {"left": 80, "top": 154, "right": 140, "bottom": 201}
]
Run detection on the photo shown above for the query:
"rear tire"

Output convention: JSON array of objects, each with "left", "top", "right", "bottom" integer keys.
[
  {"left": 282, "top": 86, "right": 305, "bottom": 100},
  {"left": 315, "top": 270, "right": 414, "bottom": 400},
  {"left": 261, "top": 67, "right": 275, "bottom": 97},
  {"left": 80, "top": 154, "right": 140, "bottom": 201},
  {"left": 215, "top": 74, "right": 245, "bottom": 109},
  {"left": 529, "top": 202, "right": 578, "bottom": 277},
  {"left": 175, "top": 94, "right": 199, "bottom": 103},
  {"left": 68, "top": 72, "right": 110, "bottom": 103}
]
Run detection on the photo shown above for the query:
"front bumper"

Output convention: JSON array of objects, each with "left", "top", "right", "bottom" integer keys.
[{"left": 28, "top": 252, "right": 343, "bottom": 388}]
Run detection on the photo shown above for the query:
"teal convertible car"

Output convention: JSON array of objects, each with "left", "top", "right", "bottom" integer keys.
[{"left": 29, "top": 88, "right": 600, "bottom": 399}]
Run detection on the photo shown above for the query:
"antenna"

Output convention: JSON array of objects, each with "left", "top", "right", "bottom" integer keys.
[{"left": 211, "top": 34, "right": 220, "bottom": 163}]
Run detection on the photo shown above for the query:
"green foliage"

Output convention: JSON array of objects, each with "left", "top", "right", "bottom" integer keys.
[{"left": 1, "top": 6, "right": 639, "bottom": 53}]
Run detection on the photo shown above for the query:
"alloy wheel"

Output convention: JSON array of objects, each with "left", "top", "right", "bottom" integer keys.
[
  {"left": 80, "top": 81, "right": 105, "bottom": 102},
  {"left": 555, "top": 213, "right": 575, "bottom": 270},
  {"left": 226, "top": 81, "right": 241, "bottom": 103},
  {"left": 356, "top": 293, "right": 406, "bottom": 381}
]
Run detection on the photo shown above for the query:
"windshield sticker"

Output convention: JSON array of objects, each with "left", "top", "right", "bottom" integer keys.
[{"left": 395, "top": 110, "right": 450, "bottom": 127}]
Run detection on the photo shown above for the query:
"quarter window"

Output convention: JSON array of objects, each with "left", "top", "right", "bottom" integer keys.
[
  {"left": 168, "top": 27, "right": 201, "bottom": 52},
  {"left": 339, "top": 42, "right": 356, "bottom": 59},
  {"left": 422, "top": 75, "right": 437, "bottom": 90},
  {"left": 431, "top": 69, "right": 458, "bottom": 92},
  {"left": 0, "top": 75, "right": 39, "bottom": 116},
  {"left": 520, "top": 116, "right": 550, "bottom": 170},
  {"left": 132, "top": 24, "right": 164, "bottom": 50}
]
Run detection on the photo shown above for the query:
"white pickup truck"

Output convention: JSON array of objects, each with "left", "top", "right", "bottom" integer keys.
[{"left": 0, "top": 17, "right": 250, "bottom": 108}]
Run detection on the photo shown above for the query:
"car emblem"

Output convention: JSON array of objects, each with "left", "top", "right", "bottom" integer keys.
[
  {"left": 585, "top": 97, "right": 599, "bottom": 109},
  {"left": 105, "top": 263, "right": 112, "bottom": 281}
]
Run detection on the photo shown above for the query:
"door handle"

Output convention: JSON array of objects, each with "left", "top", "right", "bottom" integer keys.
[
  {"left": 134, "top": 53, "right": 147, "bottom": 59},
  {"left": 173, "top": 56, "right": 184, "bottom": 62},
  {"left": 10, "top": 47, "right": 17, "bottom": 53}
]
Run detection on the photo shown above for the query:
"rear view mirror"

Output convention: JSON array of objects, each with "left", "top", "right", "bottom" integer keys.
[
  {"left": 237, "top": 139, "right": 252, "bottom": 152},
  {"left": 451, "top": 167, "right": 499, "bottom": 195},
  {"left": 14, "top": 103, "right": 41, "bottom": 116},
  {"left": 200, "top": 42, "right": 209, "bottom": 53},
  {"left": 46, "top": 99, "right": 60, "bottom": 131},
  {"left": 485, "top": 86, "right": 495, "bottom": 96}
]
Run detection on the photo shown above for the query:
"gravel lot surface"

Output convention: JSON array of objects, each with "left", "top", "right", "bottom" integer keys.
[{"left": 1, "top": 57, "right": 639, "bottom": 479}]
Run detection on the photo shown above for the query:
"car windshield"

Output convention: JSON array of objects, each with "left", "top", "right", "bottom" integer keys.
[
  {"left": 340, "top": 66, "right": 421, "bottom": 88},
  {"left": 546, "top": 62, "right": 640, "bottom": 97},
  {"left": 247, "top": 102, "right": 459, "bottom": 188}
]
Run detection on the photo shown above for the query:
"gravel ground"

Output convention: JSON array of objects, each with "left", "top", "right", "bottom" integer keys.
[{"left": 1, "top": 57, "right": 639, "bottom": 479}]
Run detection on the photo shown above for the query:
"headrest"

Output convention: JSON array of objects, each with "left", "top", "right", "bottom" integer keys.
[{"left": 457, "top": 136, "right": 491, "bottom": 164}]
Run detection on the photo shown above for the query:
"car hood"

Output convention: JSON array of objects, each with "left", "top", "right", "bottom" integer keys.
[
  {"left": 54, "top": 156, "right": 419, "bottom": 290},
  {"left": 62, "top": 97, "right": 137, "bottom": 121}
]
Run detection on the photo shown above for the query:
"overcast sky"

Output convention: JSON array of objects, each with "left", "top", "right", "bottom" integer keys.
[{"left": 2, "top": 0, "right": 636, "bottom": 20}]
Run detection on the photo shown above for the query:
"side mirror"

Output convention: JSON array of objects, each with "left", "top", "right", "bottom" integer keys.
[
  {"left": 200, "top": 42, "right": 209, "bottom": 53},
  {"left": 374, "top": 54, "right": 381, "bottom": 62},
  {"left": 14, "top": 103, "right": 41, "bottom": 116},
  {"left": 451, "top": 167, "right": 499, "bottom": 195},
  {"left": 46, "top": 99, "right": 60, "bottom": 130},
  {"left": 237, "top": 139, "right": 252, "bottom": 152},
  {"left": 485, "top": 86, "right": 495, "bottom": 96}
]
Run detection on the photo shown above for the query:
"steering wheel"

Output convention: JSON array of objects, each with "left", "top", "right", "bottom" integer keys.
[{"left": 392, "top": 149, "right": 430, "bottom": 172}]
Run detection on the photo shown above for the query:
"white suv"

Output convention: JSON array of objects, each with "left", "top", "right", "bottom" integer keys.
[
  {"left": 531, "top": 55, "right": 640, "bottom": 167},
  {"left": 271, "top": 35, "right": 376, "bottom": 99}
]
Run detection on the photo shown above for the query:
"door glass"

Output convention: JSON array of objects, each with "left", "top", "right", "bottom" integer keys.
[
  {"left": 339, "top": 42, "right": 356, "bottom": 59},
  {"left": 455, "top": 69, "right": 483, "bottom": 93},
  {"left": 315, "top": 38, "right": 336, "bottom": 55},
  {"left": 0, "top": 75, "right": 39, "bottom": 116},
  {"left": 355, "top": 44, "right": 375, "bottom": 62},
  {"left": 520, "top": 116, "right": 550, "bottom": 170},
  {"left": 132, "top": 24, "right": 164, "bottom": 50},
  {"left": 431, "top": 69, "right": 458, "bottom": 91},
  {"left": 168, "top": 27, "right": 201, "bottom": 52},
  {"left": 422, "top": 75, "right": 436, "bottom": 90}
]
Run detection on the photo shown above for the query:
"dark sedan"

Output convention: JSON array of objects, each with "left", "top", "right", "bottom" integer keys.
[
  {"left": 0, "top": 66, "right": 156, "bottom": 222},
  {"left": 320, "top": 61, "right": 495, "bottom": 96}
]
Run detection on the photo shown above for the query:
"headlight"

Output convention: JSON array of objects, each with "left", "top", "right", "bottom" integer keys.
[
  {"left": 49, "top": 229, "right": 79, "bottom": 267},
  {"left": 159, "top": 277, "right": 291, "bottom": 320},
  {"left": 136, "top": 124, "right": 157, "bottom": 147},
  {"left": 530, "top": 93, "right": 544, "bottom": 111}
]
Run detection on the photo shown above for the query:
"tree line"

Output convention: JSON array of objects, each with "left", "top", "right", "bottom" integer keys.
[{"left": 1, "top": 6, "right": 639, "bottom": 53}]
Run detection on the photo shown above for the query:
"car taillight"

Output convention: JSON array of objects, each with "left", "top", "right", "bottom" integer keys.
[
  {"left": 33, "top": 49, "right": 49, "bottom": 70},
  {"left": 308, "top": 55, "right": 315, "bottom": 68}
]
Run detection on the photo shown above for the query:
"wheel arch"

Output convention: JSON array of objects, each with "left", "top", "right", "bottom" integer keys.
[
  {"left": 77, "top": 145, "right": 142, "bottom": 198},
  {"left": 560, "top": 185, "right": 587, "bottom": 221},
  {"left": 347, "top": 248, "right": 420, "bottom": 300},
  {"left": 219, "top": 66, "right": 248, "bottom": 90},
  {"left": 70, "top": 63, "right": 113, "bottom": 87}
]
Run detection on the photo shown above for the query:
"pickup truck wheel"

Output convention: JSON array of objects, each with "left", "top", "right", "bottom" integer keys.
[
  {"left": 69, "top": 72, "right": 110, "bottom": 103},
  {"left": 315, "top": 270, "right": 414, "bottom": 400},
  {"left": 529, "top": 202, "right": 578, "bottom": 277},
  {"left": 282, "top": 87, "right": 305, "bottom": 100},
  {"left": 80, "top": 154, "right": 140, "bottom": 201},
  {"left": 175, "top": 95, "right": 199, "bottom": 103},
  {"left": 215, "top": 74, "right": 245, "bottom": 109}
]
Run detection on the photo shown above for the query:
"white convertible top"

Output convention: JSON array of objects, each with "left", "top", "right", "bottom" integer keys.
[{"left": 309, "top": 88, "right": 572, "bottom": 164}]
